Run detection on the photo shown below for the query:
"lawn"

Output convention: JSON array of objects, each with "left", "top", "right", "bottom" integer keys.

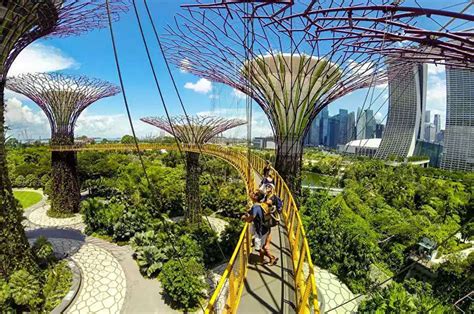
[{"left": 13, "top": 190, "right": 43, "bottom": 209}]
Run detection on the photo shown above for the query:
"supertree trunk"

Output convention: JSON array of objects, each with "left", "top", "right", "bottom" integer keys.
[
  {"left": 50, "top": 135, "right": 81, "bottom": 215},
  {"left": 185, "top": 151, "right": 201, "bottom": 224},
  {"left": 275, "top": 136, "right": 304, "bottom": 203},
  {"left": 0, "top": 81, "right": 37, "bottom": 277}
]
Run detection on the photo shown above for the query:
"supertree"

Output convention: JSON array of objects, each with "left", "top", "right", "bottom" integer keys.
[
  {"left": 141, "top": 116, "right": 245, "bottom": 223},
  {"left": 0, "top": 0, "right": 127, "bottom": 277},
  {"left": 162, "top": 3, "right": 388, "bottom": 199},
  {"left": 164, "top": 1, "right": 474, "bottom": 198},
  {"left": 7, "top": 73, "right": 120, "bottom": 215},
  {"left": 269, "top": 1, "right": 474, "bottom": 69}
]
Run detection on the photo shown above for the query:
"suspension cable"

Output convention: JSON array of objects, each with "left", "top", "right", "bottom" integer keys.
[
  {"left": 105, "top": 2, "right": 205, "bottom": 311},
  {"left": 138, "top": 0, "right": 230, "bottom": 261}
]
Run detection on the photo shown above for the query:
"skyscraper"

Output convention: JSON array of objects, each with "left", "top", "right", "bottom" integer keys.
[
  {"left": 304, "top": 106, "right": 329, "bottom": 147},
  {"left": 433, "top": 114, "right": 441, "bottom": 135},
  {"left": 376, "top": 61, "right": 427, "bottom": 159},
  {"left": 440, "top": 67, "right": 474, "bottom": 172},
  {"left": 375, "top": 123, "right": 385, "bottom": 138},
  {"left": 424, "top": 110, "right": 431, "bottom": 123},
  {"left": 356, "top": 108, "right": 376, "bottom": 139},
  {"left": 319, "top": 107, "right": 330, "bottom": 146},
  {"left": 424, "top": 123, "right": 436, "bottom": 143}
]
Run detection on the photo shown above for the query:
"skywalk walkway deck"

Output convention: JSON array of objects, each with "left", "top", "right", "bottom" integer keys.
[{"left": 238, "top": 173, "right": 296, "bottom": 313}]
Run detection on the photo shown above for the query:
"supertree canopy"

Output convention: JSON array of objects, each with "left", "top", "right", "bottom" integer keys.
[
  {"left": 0, "top": 0, "right": 127, "bottom": 277},
  {"left": 162, "top": 3, "right": 387, "bottom": 198},
  {"left": 183, "top": 1, "right": 473, "bottom": 69},
  {"left": 270, "top": 1, "right": 474, "bottom": 69},
  {"left": 141, "top": 116, "right": 245, "bottom": 223},
  {"left": 7, "top": 73, "right": 120, "bottom": 215}
]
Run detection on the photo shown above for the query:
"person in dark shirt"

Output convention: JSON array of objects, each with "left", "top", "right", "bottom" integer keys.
[
  {"left": 259, "top": 173, "right": 274, "bottom": 192},
  {"left": 263, "top": 160, "right": 271, "bottom": 178},
  {"left": 242, "top": 190, "right": 278, "bottom": 265}
]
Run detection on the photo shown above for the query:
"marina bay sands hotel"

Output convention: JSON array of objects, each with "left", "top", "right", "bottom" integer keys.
[{"left": 376, "top": 62, "right": 473, "bottom": 172}]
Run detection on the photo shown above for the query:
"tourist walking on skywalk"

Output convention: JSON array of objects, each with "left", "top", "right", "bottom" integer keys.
[
  {"left": 263, "top": 160, "right": 272, "bottom": 178},
  {"left": 242, "top": 190, "right": 278, "bottom": 266},
  {"left": 259, "top": 172, "right": 274, "bottom": 192}
]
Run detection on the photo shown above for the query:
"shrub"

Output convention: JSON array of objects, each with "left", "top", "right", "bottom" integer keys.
[
  {"left": 44, "top": 178, "right": 53, "bottom": 197},
  {"left": 159, "top": 259, "right": 208, "bottom": 310},
  {"left": 25, "top": 174, "right": 41, "bottom": 188},
  {"left": 219, "top": 219, "right": 244, "bottom": 257},
  {"left": 187, "top": 223, "right": 222, "bottom": 267},
  {"left": 113, "top": 206, "right": 151, "bottom": 242},
  {"left": 0, "top": 279, "right": 10, "bottom": 306},
  {"left": 13, "top": 175, "right": 26, "bottom": 188},
  {"left": 32, "top": 236, "right": 56, "bottom": 267},
  {"left": 43, "top": 261, "right": 73, "bottom": 312},
  {"left": 8, "top": 269, "right": 42, "bottom": 310},
  {"left": 131, "top": 231, "right": 203, "bottom": 277},
  {"left": 82, "top": 198, "right": 124, "bottom": 236}
]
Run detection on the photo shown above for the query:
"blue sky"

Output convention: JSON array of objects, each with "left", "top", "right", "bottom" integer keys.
[{"left": 5, "top": 0, "right": 463, "bottom": 140}]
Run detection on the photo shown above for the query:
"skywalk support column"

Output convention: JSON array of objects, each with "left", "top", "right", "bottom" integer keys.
[
  {"left": 51, "top": 135, "right": 81, "bottom": 214},
  {"left": 6, "top": 73, "right": 120, "bottom": 215},
  {"left": 185, "top": 151, "right": 201, "bottom": 223},
  {"left": 141, "top": 116, "right": 246, "bottom": 223},
  {"left": 275, "top": 136, "right": 304, "bottom": 199}
]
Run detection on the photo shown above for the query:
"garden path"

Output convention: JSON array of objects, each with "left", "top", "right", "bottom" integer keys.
[{"left": 23, "top": 190, "right": 177, "bottom": 314}]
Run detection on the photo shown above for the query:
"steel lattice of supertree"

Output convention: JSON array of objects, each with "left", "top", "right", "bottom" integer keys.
[
  {"left": 182, "top": 1, "right": 473, "bottom": 69},
  {"left": 0, "top": 0, "right": 127, "bottom": 277},
  {"left": 162, "top": 3, "right": 392, "bottom": 199},
  {"left": 141, "top": 115, "right": 246, "bottom": 223},
  {"left": 7, "top": 73, "right": 120, "bottom": 215},
  {"left": 268, "top": 1, "right": 474, "bottom": 70}
]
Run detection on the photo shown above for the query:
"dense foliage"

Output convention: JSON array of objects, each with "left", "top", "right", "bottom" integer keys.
[
  {"left": 0, "top": 237, "right": 72, "bottom": 312},
  {"left": 302, "top": 155, "right": 473, "bottom": 308},
  {"left": 6, "top": 144, "right": 248, "bottom": 309},
  {"left": 159, "top": 259, "right": 208, "bottom": 310}
]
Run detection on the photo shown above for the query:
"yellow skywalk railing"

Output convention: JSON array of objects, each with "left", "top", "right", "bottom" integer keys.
[
  {"left": 250, "top": 154, "right": 320, "bottom": 314},
  {"left": 50, "top": 143, "right": 319, "bottom": 313}
]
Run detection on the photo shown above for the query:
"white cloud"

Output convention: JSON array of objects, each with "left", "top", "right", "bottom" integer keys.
[
  {"left": 426, "top": 72, "right": 447, "bottom": 128},
  {"left": 75, "top": 112, "right": 158, "bottom": 139},
  {"left": 348, "top": 59, "right": 375, "bottom": 76},
  {"left": 427, "top": 64, "right": 445, "bottom": 75},
  {"left": 4, "top": 98, "right": 160, "bottom": 140},
  {"left": 197, "top": 107, "right": 272, "bottom": 138},
  {"left": 9, "top": 43, "right": 78, "bottom": 76},
  {"left": 232, "top": 88, "right": 247, "bottom": 100},
  {"left": 208, "top": 94, "right": 219, "bottom": 99},
  {"left": 180, "top": 58, "right": 191, "bottom": 73},
  {"left": 184, "top": 78, "right": 213, "bottom": 94},
  {"left": 5, "top": 98, "right": 49, "bottom": 139}
]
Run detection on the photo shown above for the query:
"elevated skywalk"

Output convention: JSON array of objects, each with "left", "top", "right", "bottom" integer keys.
[
  {"left": 50, "top": 143, "right": 320, "bottom": 313},
  {"left": 237, "top": 171, "right": 296, "bottom": 313}
]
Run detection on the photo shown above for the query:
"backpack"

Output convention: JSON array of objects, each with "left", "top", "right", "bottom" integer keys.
[
  {"left": 261, "top": 202, "right": 280, "bottom": 228},
  {"left": 272, "top": 195, "right": 283, "bottom": 213}
]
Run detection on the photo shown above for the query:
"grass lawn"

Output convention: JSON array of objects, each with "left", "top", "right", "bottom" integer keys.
[{"left": 13, "top": 190, "right": 43, "bottom": 209}]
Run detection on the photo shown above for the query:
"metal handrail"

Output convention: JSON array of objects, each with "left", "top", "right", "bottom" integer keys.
[{"left": 49, "top": 143, "right": 319, "bottom": 313}]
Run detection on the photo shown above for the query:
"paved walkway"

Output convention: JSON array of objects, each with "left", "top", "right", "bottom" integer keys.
[
  {"left": 314, "top": 267, "right": 360, "bottom": 313},
  {"left": 238, "top": 171, "right": 296, "bottom": 313},
  {"left": 23, "top": 190, "right": 172, "bottom": 314}
]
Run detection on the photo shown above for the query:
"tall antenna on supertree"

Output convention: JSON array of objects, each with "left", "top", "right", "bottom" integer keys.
[
  {"left": 162, "top": 3, "right": 388, "bottom": 199},
  {"left": 6, "top": 73, "right": 120, "bottom": 215},
  {"left": 0, "top": 0, "right": 127, "bottom": 277},
  {"left": 141, "top": 115, "right": 245, "bottom": 223}
]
